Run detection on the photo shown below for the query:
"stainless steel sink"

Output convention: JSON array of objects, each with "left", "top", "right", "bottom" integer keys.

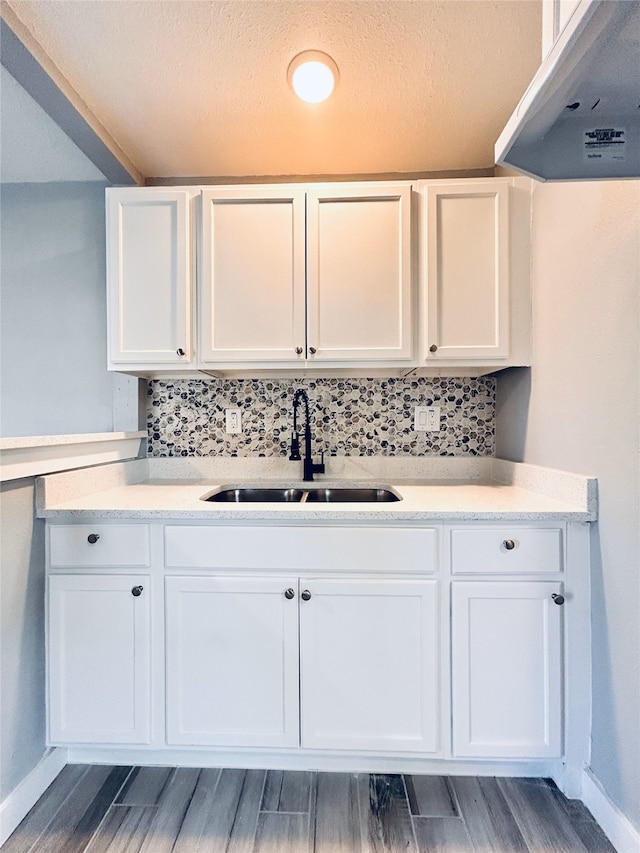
[
  {"left": 201, "top": 485, "right": 401, "bottom": 503},
  {"left": 303, "top": 487, "right": 401, "bottom": 503},
  {"left": 202, "top": 487, "right": 304, "bottom": 503}
]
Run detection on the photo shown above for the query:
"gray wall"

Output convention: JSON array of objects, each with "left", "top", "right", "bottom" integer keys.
[
  {"left": 0, "top": 479, "right": 46, "bottom": 801},
  {"left": 496, "top": 178, "right": 640, "bottom": 830},
  {"left": 0, "top": 181, "right": 116, "bottom": 437}
]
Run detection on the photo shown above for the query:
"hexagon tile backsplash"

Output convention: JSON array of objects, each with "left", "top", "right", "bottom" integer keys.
[{"left": 146, "top": 376, "right": 495, "bottom": 458}]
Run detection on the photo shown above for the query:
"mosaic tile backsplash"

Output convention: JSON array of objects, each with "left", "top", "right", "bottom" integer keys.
[{"left": 147, "top": 377, "right": 495, "bottom": 457}]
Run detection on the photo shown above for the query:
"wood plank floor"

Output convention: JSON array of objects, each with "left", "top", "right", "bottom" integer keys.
[{"left": 2, "top": 766, "right": 616, "bottom": 853}]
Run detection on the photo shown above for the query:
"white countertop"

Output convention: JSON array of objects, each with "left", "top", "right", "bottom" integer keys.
[{"left": 36, "top": 457, "right": 597, "bottom": 522}]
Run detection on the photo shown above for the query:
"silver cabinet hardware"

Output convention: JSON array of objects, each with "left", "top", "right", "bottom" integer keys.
[
  {"left": 295, "top": 346, "right": 303, "bottom": 355},
  {"left": 551, "top": 593, "right": 565, "bottom": 606},
  {"left": 503, "top": 539, "right": 516, "bottom": 550},
  {"left": 301, "top": 589, "right": 312, "bottom": 601},
  {"left": 131, "top": 586, "right": 144, "bottom": 597},
  {"left": 87, "top": 533, "right": 100, "bottom": 544},
  {"left": 429, "top": 344, "right": 438, "bottom": 353},
  {"left": 284, "top": 588, "right": 295, "bottom": 599}
]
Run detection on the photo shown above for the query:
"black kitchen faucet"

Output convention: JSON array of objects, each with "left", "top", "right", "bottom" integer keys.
[{"left": 289, "top": 389, "right": 325, "bottom": 482}]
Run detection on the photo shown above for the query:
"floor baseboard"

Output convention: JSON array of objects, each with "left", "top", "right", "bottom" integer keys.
[
  {"left": 0, "top": 748, "right": 67, "bottom": 846},
  {"left": 582, "top": 766, "right": 640, "bottom": 853}
]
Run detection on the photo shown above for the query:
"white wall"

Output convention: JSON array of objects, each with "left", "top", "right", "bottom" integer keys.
[
  {"left": 0, "top": 181, "right": 127, "bottom": 437},
  {"left": 496, "top": 178, "right": 640, "bottom": 830},
  {"left": 0, "top": 479, "right": 46, "bottom": 802}
]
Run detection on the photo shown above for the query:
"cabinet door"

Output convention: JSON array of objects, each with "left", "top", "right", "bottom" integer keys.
[
  {"left": 48, "top": 574, "right": 150, "bottom": 744},
  {"left": 299, "top": 578, "right": 439, "bottom": 753},
  {"left": 199, "top": 187, "right": 306, "bottom": 363},
  {"left": 422, "top": 181, "right": 510, "bottom": 360},
  {"left": 452, "top": 581, "right": 562, "bottom": 758},
  {"left": 106, "top": 188, "right": 192, "bottom": 367},
  {"left": 306, "top": 184, "right": 413, "bottom": 362},
  {"left": 165, "top": 576, "right": 299, "bottom": 747}
]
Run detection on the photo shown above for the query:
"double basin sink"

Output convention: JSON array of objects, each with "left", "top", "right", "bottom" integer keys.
[{"left": 201, "top": 485, "right": 402, "bottom": 503}]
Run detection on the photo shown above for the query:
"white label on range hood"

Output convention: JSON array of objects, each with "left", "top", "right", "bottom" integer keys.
[{"left": 584, "top": 127, "right": 626, "bottom": 162}]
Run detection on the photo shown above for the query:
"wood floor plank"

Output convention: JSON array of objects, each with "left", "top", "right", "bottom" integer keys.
[
  {"left": 313, "top": 772, "right": 361, "bottom": 853},
  {"left": 82, "top": 806, "right": 156, "bottom": 853},
  {"left": 171, "top": 768, "right": 246, "bottom": 853},
  {"left": 137, "top": 768, "right": 200, "bottom": 853},
  {"left": 539, "top": 780, "right": 617, "bottom": 853},
  {"left": 358, "top": 774, "right": 417, "bottom": 853},
  {"left": 451, "top": 776, "right": 529, "bottom": 853},
  {"left": 261, "top": 770, "right": 313, "bottom": 813},
  {"left": 498, "top": 777, "right": 591, "bottom": 853},
  {"left": 224, "top": 769, "right": 266, "bottom": 853},
  {"left": 253, "top": 812, "right": 310, "bottom": 853},
  {"left": 405, "top": 776, "right": 459, "bottom": 818},
  {"left": 1, "top": 765, "right": 92, "bottom": 853},
  {"left": 171, "top": 769, "right": 222, "bottom": 853},
  {"left": 413, "top": 817, "right": 475, "bottom": 853},
  {"left": 115, "top": 767, "right": 173, "bottom": 806},
  {"left": 28, "top": 766, "right": 131, "bottom": 853}
]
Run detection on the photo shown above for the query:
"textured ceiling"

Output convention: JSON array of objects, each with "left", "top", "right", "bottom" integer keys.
[{"left": 5, "top": 0, "right": 542, "bottom": 180}]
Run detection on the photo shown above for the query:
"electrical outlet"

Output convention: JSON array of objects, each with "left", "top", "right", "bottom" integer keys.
[
  {"left": 414, "top": 406, "right": 440, "bottom": 432},
  {"left": 225, "top": 409, "right": 242, "bottom": 434}
]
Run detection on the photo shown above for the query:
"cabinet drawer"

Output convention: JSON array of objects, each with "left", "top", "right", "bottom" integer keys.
[
  {"left": 49, "top": 524, "right": 151, "bottom": 568},
  {"left": 450, "top": 527, "right": 562, "bottom": 574},
  {"left": 165, "top": 525, "right": 437, "bottom": 573}
]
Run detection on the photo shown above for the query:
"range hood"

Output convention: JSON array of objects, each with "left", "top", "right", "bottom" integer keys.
[{"left": 495, "top": 0, "right": 640, "bottom": 181}]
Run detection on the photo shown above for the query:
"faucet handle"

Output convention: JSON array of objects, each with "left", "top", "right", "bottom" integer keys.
[{"left": 289, "top": 431, "right": 301, "bottom": 461}]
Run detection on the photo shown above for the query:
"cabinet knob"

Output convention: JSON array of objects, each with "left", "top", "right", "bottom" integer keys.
[
  {"left": 309, "top": 346, "right": 317, "bottom": 355},
  {"left": 131, "top": 586, "right": 143, "bottom": 597},
  {"left": 284, "top": 588, "right": 295, "bottom": 600},
  {"left": 176, "top": 348, "right": 186, "bottom": 356},
  {"left": 301, "top": 589, "right": 312, "bottom": 601},
  {"left": 429, "top": 344, "right": 438, "bottom": 353},
  {"left": 295, "top": 347, "right": 303, "bottom": 355},
  {"left": 503, "top": 539, "right": 516, "bottom": 550},
  {"left": 87, "top": 533, "right": 100, "bottom": 544},
  {"left": 552, "top": 593, "right": 565, "bottom": 606}
]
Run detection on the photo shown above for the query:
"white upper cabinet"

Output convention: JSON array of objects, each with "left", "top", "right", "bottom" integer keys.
[
  {"left": 105, "top": 179, "right": 529, "bottom": 376},
  {"left": 106, "top": 188, "right": 192, "bottom": 369},
  {"left": 199, "top": 182, "right": 413, "bottom": 367},
  {"left": 305, "top": 184, "right": 413, "bottom": 363},
  {"left": 420, "top": 180, "right": 510, "bottom": 363},
  {"left": 199, "top": 186, "right": 307, "bottom": 364}
]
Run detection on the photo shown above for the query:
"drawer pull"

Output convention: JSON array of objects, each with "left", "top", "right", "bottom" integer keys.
[
  {"left": 503, "top": 539, "right": 516, "bottom": 550},
  {"left": 551, "top": 593, "right": 565, "bottom": 606},
  {"left": 284, "top": 588, "right": 295, "bottom": 600},
  {"left": 131, "top": 586, "right": 144, "bottom": 597},
  {"left": 301, "top": 589, "right": 312, "bottom": 601},
  {"left": 87, "top": 533, "right": 100, "bottom": 544}
]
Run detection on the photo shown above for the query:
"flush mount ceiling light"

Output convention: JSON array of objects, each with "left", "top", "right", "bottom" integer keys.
[{"left": 287, "top": 50, "right": 339, "bottom": 104}]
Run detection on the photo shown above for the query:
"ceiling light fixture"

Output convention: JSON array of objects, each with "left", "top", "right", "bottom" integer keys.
[{"left": 287, "top": 50, "right": 339, "bottom": 104}]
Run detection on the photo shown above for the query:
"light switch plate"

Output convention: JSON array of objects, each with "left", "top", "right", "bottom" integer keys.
[{"left": 414, "top": 406, "right": 440, "bottom": 431}]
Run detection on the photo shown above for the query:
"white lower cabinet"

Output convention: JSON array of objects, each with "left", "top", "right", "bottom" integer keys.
[
  {"left": 45, "top": 520, "right": 581, "bottom": 771},
  {"left": 165, "top": 574, "right": 440, "bottom": 754},
  {"left": 451, "top": 581, "right": 563, "bottom": 759},
  {"left": 48, "top": 574, "right": 151, "bottom": 744},
  {"left": 165, "top": 575, "right": 300, "bottom": 748},
  {"left": 300, "top": 577, "right": 440, "bottom": 753}
]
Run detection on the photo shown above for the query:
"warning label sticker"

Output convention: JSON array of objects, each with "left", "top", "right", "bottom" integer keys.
[{"left": 584, "top": 128, "right": 626, "bottom": 162}]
